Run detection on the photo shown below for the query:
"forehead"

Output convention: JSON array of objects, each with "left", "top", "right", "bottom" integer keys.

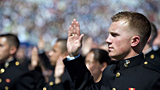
[
  {"left": 108, "top": 20, "right": 129, "bottom": 33},
  {"left": 86, "top": 52, "right": 95, "bottom": 60},
  {"left": 52, "top": 42, "right": 61, "bottom": 49},
  {"left": 0, "top": 37, "right": 8, "bottom": 43}
]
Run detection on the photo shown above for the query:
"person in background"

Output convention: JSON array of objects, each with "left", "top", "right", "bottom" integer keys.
[
  {"left": 143, "top": 23, "right": 160, "bottom": 67},
  {"left": 153, "top": 29, "right": 160, "bottom": 55},
  {"left": 63, "top": 11, "right": 160, "bottom": 90},
  {"left": 85, "top": 48, "right": 111, "bottom": 82},
  {"left": 38, "top": 38, "right": 75, "bottom": 90},
  {"left": 81, "top": 34, "right": 98, "bottom": 59},
  {"left": 0, "top": 33, "right": 34, "bottom": 90},
  {"left": 29, "top": 46, "right": 46, "bottom": 90}
]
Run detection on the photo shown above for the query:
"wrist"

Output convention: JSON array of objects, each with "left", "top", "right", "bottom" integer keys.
[
  {"left": 55, "top": 77, "right": 62, "bottom": 84},
  {"left": 69, "top": 53, "right": 79, "bottom": 57}
]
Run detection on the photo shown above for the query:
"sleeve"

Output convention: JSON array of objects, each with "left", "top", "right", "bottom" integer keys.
[
  {"left": 38, "top": 52, "right": 53, "bottom": 70},
  {"left": 50, "top": 83, "right": 65, "bottom": 90},
  {"left": 32, "top": 67, "right": 46, "bottom": 90},
  {"left": 63, "top": 55, "right": 100, "bottom": 90},
  {"left": 16, "top": 72, "right": 35, "bottom": 90}
]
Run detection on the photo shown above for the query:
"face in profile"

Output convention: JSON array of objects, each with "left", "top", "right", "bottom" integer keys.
[
  {"left": 0, "top": 37, "right": 11, "bottom": 62},
  {"left": 85, "top": 52, "right": 105, "bottom": 82},
  {"left": 48, "top": 42, "right": 62, "bottom": 66},
  {"left": 106, "top": 20, "right": 133, "bottom": 60}
]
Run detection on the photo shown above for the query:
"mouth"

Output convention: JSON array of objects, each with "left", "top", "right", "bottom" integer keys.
[{"left": 108, "top": 47, "right": 113, "bottom": 50}]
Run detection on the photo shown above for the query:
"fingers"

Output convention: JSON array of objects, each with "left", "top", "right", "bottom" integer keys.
[
  {"left": 76, "top": 22, "right": 80, "bottom": 36},
  {"left": 68, "top": 26, "right": 72, "bottom": 37},
  {"left": 32, "top": 46, "right": 38, "bottom": 55},
  {"left": 68, "top": 19, "right": 80, "bottom": 37}
]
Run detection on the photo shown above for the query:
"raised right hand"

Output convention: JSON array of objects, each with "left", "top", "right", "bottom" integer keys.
[{"left": 67, "top": 19, "right": 84, "bottom": 57}]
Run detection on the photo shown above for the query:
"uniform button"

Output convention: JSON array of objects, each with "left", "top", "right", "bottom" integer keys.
[
  {"left": 144, "top": 61, "right": 148, "bottom": 65},
  {"left": 116, "top": 72, "right": 120, "bottom": 78},
  {"left": 0, "top": 78, "right": 2, "bottom": 83},
  {"left": 15, "top": 61, "right": 20, "bottom": 66},
  {"left": 0, "top": 68, "right": 5, "bottom": 74},
  {"left": 49, "top": 81, "right": 54, "bottom": 86},
  {"left": 112, "top": 88, "right": 116, "bottom": 90},
  {"left": 150, "top": 54, "right": 154, "bottom": 59},
  {"left": 43, "top": 87, "right": 47, "bottom": 90},
  {"left": 5, "top": 86, "right": 9, "bottom": 90}
]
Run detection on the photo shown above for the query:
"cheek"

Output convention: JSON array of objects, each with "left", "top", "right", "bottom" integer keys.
[{"left": 114, "top": 39, "right": 130, "bottom": 50}]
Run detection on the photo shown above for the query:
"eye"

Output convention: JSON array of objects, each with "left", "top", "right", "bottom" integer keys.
[
  {"left": 52, "top": 49, "right": 56, "bottom": 52},
  {"left": 111, "top": 33, "right": 118, "bottom": 37}
]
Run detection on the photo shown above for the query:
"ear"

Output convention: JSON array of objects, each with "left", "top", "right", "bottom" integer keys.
[
  {"left": 100, "top": 62, "right": 107, "bottom": 72},
  {"left": 10, "top": 46, "right": 17, "bottom": 55},
  {"left": 131, "top": 36, "right": 140, "bottom": 47}
]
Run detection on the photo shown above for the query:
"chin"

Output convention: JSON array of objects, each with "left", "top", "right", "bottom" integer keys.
[{"left": 108, "top": 53, "right": 114, "bottom": 57}]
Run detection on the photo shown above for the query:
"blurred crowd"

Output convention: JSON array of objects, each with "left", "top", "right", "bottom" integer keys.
[
  {"left": 0, "top": 0, "right": 160, "bottom": 65},
  {"left": 0, "top": 0, "right": 160, "bottom": 48}
]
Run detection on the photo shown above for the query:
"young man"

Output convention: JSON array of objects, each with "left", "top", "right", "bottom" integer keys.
[
  {"left": 0, "top": 33, "right": 34, "bottom": 90},
  {"left": 63, "top": 11, "right": 160, "bottom": 90},
  {"left": 40, "top": 38, "right": 75, "bottom": 90}
]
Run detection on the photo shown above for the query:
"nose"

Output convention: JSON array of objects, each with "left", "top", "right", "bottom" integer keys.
[
  {"left": 86, "top": 63, "right": 92, "bottom": 71},
  {"left": 48, "top": 51, "right": 53, "bottom": 57},
  {"left": 105, "top": 35, "right": 111, "bottom": 44}
]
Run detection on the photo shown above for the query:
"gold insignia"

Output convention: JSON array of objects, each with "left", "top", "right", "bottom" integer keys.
[
  {"left": 49, "top": 81, "right": 54, "bottom": 86},
  {"left": 150, "top": 54, "right": 154, "bottom": 59},
  {"left": 124, "top": 60, "right": 130, "bottom": 67},
  {"left": 15, "top": 61, "right": 19, "bottom": 66},
  {"left": 0, "top": 78, "right": 2, "bottom": 83},
  {"left": 116, "top": 72, "right": 120, "bottom": 78},
  {"left": 112, "top": 88, "right": 116, "bottom": 90},
  {"left": 0, "top": 68, "right": 5, "bottom": 74},
  {"left": 124, "top": 63, "right": 128, "bottom": 67},
  {"left": 144, "top": 61, "right": 148, "bottom": 65},
  {"left": 5, "top": 86, "right": 9, "bottom": 90},
  {"left": 43, "top": 87, "right": 47, "bottom": 90},
  {"left": 5, "top": 62, "right": 9, "bottom": 68}
]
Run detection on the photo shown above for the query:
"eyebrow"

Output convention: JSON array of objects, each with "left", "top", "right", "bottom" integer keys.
[{"left": 109, "top": 31, "right": 119, "bottom": 35}]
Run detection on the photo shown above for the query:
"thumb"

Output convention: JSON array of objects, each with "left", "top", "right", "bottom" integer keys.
[{"left": 79, "top": 34, "right": 84, "bottom": 42}]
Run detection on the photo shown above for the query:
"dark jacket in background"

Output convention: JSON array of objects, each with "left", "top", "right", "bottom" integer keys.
[
  {"left": 39, "top": 52, "right": 75, "bottom": 90},
  {"left": 145, "top": 49, "right": 160, "bottom": 68},
  {"left": 0, "top": 58, "right": 34, "bottom": 90}
]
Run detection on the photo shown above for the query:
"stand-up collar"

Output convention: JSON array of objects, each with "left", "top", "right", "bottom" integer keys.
[{"left": 110, "top": 53, "right": 145, "bottom": 71}]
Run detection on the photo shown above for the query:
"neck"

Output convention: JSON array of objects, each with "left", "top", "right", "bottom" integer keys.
[
  {"left": 94, "top": 73, "right": 102, "bottom": 83},
  {"left": 124, "top": 51, "right": 139, "bottom": 60},
  {"left": 5, "top": 56, "right": 14, "bottom": 63}
]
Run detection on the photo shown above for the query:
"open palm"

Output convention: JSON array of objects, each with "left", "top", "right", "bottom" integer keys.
[{"left": 67, "top": 19, "right": 84, "bottom": 57}]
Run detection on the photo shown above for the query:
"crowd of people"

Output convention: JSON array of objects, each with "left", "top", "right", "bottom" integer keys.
[
  {"left": 1, "top": 0, "right": 160, "bottom": 90},
  {"left": 0, "top": 0, "right": 160, "bottom": 47}
]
